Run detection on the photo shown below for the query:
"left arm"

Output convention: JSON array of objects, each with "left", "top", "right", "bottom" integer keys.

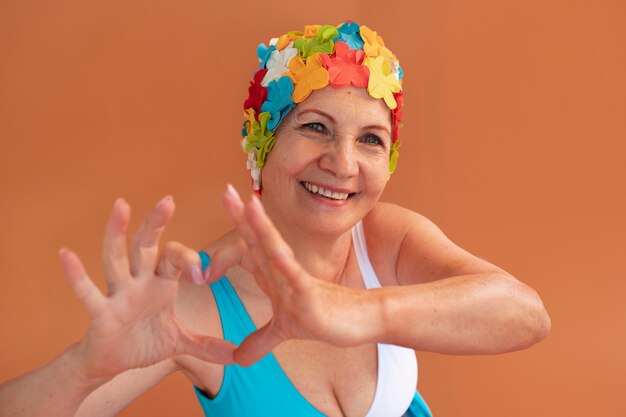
[
  {"left": 371, "top": 273, "right": 550, "bottom": 354},
  {"left": 363, "top": 202, "right": 551, "bottom": 354}
]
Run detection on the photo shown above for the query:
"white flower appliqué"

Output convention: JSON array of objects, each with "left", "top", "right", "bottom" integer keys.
[{"left": 261, "top": 42, "right": 298, "bottom": 87}]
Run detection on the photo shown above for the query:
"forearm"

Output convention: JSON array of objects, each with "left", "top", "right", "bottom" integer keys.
[
  {"left": 0, "top": 343, "right": 110, "bottom": 417},
  {"left": 370, "top": 273, "right": 551, "bottom": 354}
]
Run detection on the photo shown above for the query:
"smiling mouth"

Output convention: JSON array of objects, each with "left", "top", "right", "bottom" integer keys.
[{"left": 300, "top": 181, "right": 356, "bottom": 201}]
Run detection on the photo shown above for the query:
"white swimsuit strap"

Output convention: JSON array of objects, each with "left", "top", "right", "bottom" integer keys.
[
  {"left": 351, "top": 221, "right": 419, "bottom": 417},
  {"left": 351, "top": 220, "right": 382, "bottom": 289}
]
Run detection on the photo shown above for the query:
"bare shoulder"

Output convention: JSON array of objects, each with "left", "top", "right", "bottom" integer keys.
[
  {"left": 175, "top": 230, "right": 241, "bottom": 338},
  {"left": 363, "top": 202, "right": 511, "bottom": 285},
  {"left": 173, "top": 231, "right": 243, "bottom": 392},
  {"left": 360, "top": 203, "right": 414, "bottom": 286}
]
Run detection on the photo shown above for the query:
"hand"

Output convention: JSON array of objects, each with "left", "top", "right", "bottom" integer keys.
[
  {"left": 213, "top": 185, "right": 380, "bottom": 367},
  {"left": 59, "top": 196, "right": 236, "bottom": 381}
]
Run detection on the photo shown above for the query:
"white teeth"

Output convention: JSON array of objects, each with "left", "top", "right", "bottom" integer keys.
[{"left": 303, "top": 182, "right": 349, "bottom": 200}]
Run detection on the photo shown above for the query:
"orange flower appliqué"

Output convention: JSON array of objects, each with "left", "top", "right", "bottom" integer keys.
[{"left": 287, "top": 53, "right": 330, "bottom": 103}]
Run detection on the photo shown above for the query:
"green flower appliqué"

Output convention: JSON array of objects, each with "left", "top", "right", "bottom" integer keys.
[
  {"left": 293, "top": 25, "right": 339, "bottom": 59},
  {"left": 389, "top": 141, "right": 401, "bottom": 175},
  {"left": 244, "top": 112, "right": 276, "bottom": 168}
]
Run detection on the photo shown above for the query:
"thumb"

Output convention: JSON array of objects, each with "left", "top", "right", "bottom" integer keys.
[
  {"left": 234, "top": 321, "right": 283, "bottom": 367},
  {"left": 208, "top": 238, "right": 258, "bottom": 282},
  {"left": 177, "top": 330, "right": 237, "bottom": 365}
]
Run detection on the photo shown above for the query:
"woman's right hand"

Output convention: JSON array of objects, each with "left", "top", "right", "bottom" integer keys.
[{"left": 59, "top": 196, "right": 236, "bottom": 382}]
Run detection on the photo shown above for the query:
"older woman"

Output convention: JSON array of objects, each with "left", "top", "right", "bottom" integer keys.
[{"left": 0, "top": 22, "right": 550, "bottom": 417}]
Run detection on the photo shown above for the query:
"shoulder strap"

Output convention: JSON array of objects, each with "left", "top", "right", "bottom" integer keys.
[
  {"left": 351, "top": 221, "right": 382, "bottom": 289},
  {"left": 199, "top": 251, "right": 257, "bottom": 345}
]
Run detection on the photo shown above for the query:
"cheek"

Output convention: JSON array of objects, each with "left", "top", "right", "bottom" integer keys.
[
  {"left": 261, "top": 138, "right": 312, "bottom": 186},
  {"left": 363, "top": 157, "right": 391, "bottom": 190},
  {"left": 271, "top": 133, "right": 322, "bottom": 167}
]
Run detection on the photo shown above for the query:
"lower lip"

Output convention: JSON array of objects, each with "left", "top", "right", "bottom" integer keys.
[{"left": 300, "top": 184, "right": 352, "bottom": 207}]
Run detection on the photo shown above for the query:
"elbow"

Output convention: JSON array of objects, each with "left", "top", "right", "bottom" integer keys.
[
  {"left": 531, "top": 296, "right": 552, "bottom": 343},
  {"left": 507, "top": 277, "right": 551, "bottom": 349}
]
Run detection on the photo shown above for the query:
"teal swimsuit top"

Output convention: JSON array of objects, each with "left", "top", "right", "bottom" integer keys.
[{"left": 195, "top": 252, "right": 432, "bottom": 416}]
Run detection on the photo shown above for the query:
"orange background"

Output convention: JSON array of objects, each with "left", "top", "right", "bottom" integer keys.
[{"left": 1, "top": 1, "right": 625, "bottom": 416}]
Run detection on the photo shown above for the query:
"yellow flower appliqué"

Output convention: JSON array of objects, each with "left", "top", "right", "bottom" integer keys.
[
  {"left": 360, "top": 25, "right": 396, "bottom": 60},
  {"left": 365, "top": 56, "right": 401, "bottom": 109}
]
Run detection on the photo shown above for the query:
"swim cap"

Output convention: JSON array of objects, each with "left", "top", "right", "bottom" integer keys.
[{"left": 242, "top": 22, "right": 403, "bottom": 190}]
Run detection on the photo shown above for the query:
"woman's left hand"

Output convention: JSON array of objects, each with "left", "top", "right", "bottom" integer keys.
[{"left": 210, "top": 185, "right": 380, "bottom": 367}]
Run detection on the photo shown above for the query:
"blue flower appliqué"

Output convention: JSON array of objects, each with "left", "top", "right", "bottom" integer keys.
[
  {"left": 261, "top": 76, "right": 295, "bottom": 131},
  {"left": 336, "top": 22, "right": 365, "bottom": 50},
  {"left": 257, "top": 43, "right": 277, "bottom": 69}
]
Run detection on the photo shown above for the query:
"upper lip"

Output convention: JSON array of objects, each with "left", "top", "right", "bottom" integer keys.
[{"left": 300, "top": 180, "right": 356, "bottom": 195}]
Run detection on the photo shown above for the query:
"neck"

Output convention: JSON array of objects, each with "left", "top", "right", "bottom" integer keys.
[{"left": 264, "top": 208, "right": 355, "bottom": 284}]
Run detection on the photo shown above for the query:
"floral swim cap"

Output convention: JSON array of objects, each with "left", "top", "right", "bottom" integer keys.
[{"left": 242, "top": 21, "right": 404, "bottom": 191}]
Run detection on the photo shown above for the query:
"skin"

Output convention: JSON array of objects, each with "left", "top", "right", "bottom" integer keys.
[{"left": 0, "top": 86, "right": 551, "bottom": 417}]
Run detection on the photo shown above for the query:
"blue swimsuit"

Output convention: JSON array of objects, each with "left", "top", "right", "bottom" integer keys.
[{"left": 195, "top": 226, "right": 432, "bottom": 416}]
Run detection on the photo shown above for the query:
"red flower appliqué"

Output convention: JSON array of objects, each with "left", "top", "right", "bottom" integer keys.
[
  {"left": 320, "top": 41, "right": 369, "bottom": 88},
  {"left": 392, "top": 91, "right": 403, "bottom": 142},
  {"left": 243, "top": 69, "right": 268, "bottom": 113}
]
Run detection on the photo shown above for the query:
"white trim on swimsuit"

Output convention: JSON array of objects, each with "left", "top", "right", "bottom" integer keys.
[{"left": 352, "top": 220, "right": 419, "bottom": 417}]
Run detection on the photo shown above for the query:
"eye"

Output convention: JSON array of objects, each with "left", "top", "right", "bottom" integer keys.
[
  {"left": 359, "top": 134, "right": 384, "bottom": 146},
  {"left": 302, "top": 122, "right": 327, "bottom": 133}
]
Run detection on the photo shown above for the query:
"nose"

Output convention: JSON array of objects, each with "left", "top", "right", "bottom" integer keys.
[{"left": 318, "top": 138, "right": 359, "bottom": 179}]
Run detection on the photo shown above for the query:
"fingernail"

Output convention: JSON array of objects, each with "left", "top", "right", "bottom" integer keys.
[
  {"left": 157, "top": 195, "right": 173, "bottom": 207},
  {"left": 251, "top": 195, "right": 264, "bottom": 212},
  {"left": 227, "top": 184, "right": 241, "bottom": 202},
  {"left": 190, "top": 264, "right": 205, "bottom": 285},
  {"left": 203, "top": 265, "right": 211, "bottom": 282}
]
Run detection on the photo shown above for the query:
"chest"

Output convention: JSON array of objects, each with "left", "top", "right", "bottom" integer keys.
[
  {"left": 183, "top": 339, "right": 378, "bottom": 417},
  {"left": 178, "top": 278, "right": 380, "bottom": 417}
]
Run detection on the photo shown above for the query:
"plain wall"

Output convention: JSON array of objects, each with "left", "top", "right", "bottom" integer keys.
[{"left": 1, "top": 1, "right": 625, "bottom": 415}]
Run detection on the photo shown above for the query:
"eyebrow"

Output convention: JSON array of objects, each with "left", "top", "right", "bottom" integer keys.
[
  {"left": 297, "top": 108, "right": 336, "bottom": 124},
  {"left": 296, "top": 108, "right": 392, "bottom": 136}
]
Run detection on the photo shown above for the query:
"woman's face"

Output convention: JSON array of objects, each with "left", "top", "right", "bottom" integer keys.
[{"left": 260, "top": 85, "right": 393, "bottom": 237}]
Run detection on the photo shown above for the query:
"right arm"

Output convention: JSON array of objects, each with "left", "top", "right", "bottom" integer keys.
[
  {"left": 0, "top": 196, "right": 235, "bottom": 417},
  {"left": 0, "top": 347, "right": 178, "bottom": 417}
]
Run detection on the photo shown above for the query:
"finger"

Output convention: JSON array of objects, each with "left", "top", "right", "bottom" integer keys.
[
  {"left": 129, "top": 196, "right": 175, "bottom": 276},
  {"left": 245, "top": 195, "right": 293, "bottom": 259},
  {"left": 222, "top": 185, "right": 271, "bottom": 276},
  {"left": 208, "top": 239, "right": 258, "bottom": 282},
  {"left": 234, "top": 320, "right": 284, "bottom": 367},
  {"left": 222, "top": 184, "right": 259, "bottom": 246},
  {"left": 176, "top": 330, "right": 237, "bottom": 365},
  {"left": 270, "top": 248, "right": 310, "bottom": 292},
  {"left": 155, "top": 241, "right": 204, "bottom": 284},
  {"left": 59, "top": 248, "right": 105, "bottom": 318},
  {"left": 102, "top": 198, "right": 132, "bottom": 289},
  {"left": 245, "top": 196, "right": 308, "bottom": 292}
]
